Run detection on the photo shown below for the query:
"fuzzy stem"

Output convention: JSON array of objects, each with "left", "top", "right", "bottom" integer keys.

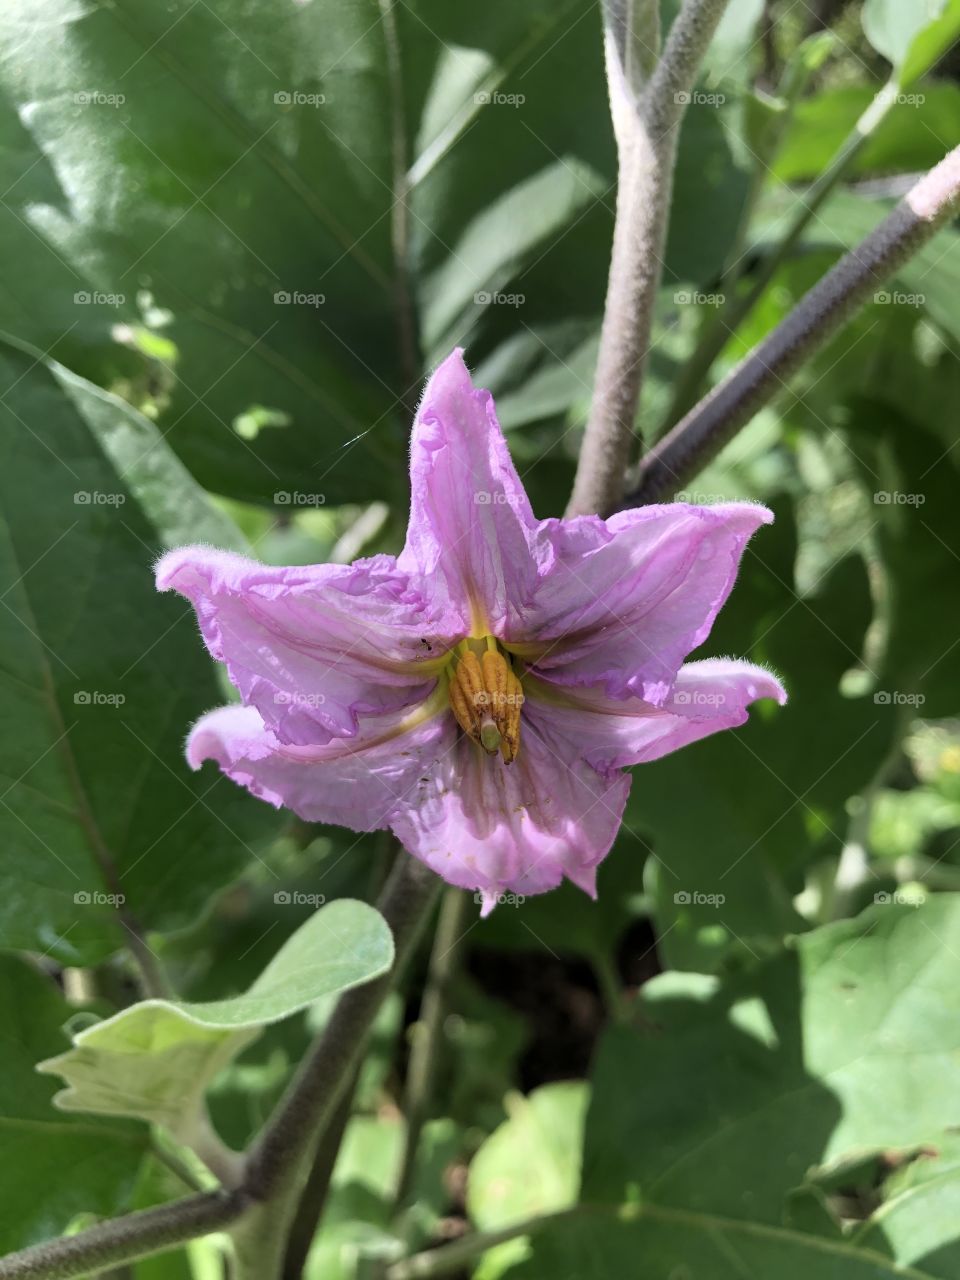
[
  {"left": 233, "top": 855, "right": 440, "bottom": 1278},
  {"left": 395, "top": 886, "right": 470, "bottom": 1209},
  {"left": 624, "top": 143, "right": 960, "bottom": 506},
  {"left": 0, "top": 1191, "right": 247, "bottom": 1280},
  {"left": 566, "top": 0, "right": 732, "bottom": 517},
  {"left": 281, "top": 1072, "right": 359, "bottom": 1280}
]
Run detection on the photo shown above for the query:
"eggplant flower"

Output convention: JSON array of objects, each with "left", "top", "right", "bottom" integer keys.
[{"left": 157, "top": 350, "right": 785, "bottom": 912}]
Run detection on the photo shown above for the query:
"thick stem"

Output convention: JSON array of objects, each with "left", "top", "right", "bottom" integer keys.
[
  {"left": 567, "top": 0, "right": 732, "bottom": 517},
  {"left": 624, "top": 144, "right": 960, "bottom": 506},
  {"left": 281, "top": 1071, "right": 359, "bottom": 1280},
  {"left": 234, "top": 855, "right": 440, "bottom": 1277},
  {"left": 0, "top": 1191, "right": 248, "bottom": 1280},
  {"left": 395, "top": 886, "right": 469, "bottom": 1208}
]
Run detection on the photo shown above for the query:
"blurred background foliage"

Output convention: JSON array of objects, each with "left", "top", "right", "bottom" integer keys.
[{"left": 1, "top": 0, "right": 960, "bottom": 1275}]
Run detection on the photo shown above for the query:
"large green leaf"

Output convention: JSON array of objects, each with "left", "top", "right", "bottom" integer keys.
[
  {"left": 0, "top": 956, "right": 146, "bottom": 1254},
  {"left": 504, "top": 1210, "right": 955, "bottom": 1279},
  {"left": 630, "top": 497, "right": 894, "bottom": 971},
  {"left": 0, "top": 0, "right": 760, "bottom": 510},
  {"left": 848, "top": 404, "right": 960, "bottom": 719},
  {"left": 503, "top": 898, "right": 960, "bottom": 1276},
  {"left": 38, "top": 900, "right": 393, "bottom": 1133},
  {"left": 856, "top": 1166, "right": 960, "bottom": 1276},
  {"left": 0, "top": 342, "right": 276, "bottom": 964}
]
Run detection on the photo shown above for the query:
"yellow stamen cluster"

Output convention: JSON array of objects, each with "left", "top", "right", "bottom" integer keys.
[{"left": 448, "top": 644, "right": 523, "bottom": 764}]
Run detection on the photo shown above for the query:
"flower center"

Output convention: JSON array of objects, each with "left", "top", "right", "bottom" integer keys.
[{"left": 447, "top": 638, "right": 524, "bottom": 764}]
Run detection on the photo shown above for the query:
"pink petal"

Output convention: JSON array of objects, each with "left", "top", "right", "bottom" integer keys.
[
  {"left": 515, "top": 502, "right": 773, "bottom": 703},
  {"left": 525, "top": 658, "right": 786, "bottom": 774},
  {"left": 157, "top": 546, "right": 460, "bottom": 747},
  {"left": 389, "top": 703, "right": 630, "bottom": 902},
  {"left": 186, "top": 700, "right": 454, "bottom": 831},
  {"left": 399, "top": 349, "right": 540, "bottom": 637}
]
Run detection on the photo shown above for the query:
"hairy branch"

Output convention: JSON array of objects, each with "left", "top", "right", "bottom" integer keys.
[
  {"left": 567, "top": 0, "right": 732, "bottom": 517},
  {"left": 623, "top": 143, "right": 960, "bottom": 506},
  {"left": 233, "top": 854, "right": 439, "bottom": 1276},
  {"left": 0, "top": 1191, "right": 247, "bottom": 1280}
]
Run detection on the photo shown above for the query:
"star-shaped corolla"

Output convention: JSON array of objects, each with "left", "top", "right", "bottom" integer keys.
[{"left": 157, "top": 350, "right": 785, "bottom": 913}]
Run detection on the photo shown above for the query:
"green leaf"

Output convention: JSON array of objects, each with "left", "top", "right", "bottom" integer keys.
[
  {"left": 38, "top": 899, "right": 393, "bottom": 1133},
  {"left": 0, "top": 342, "right": 277, "bottom": 964},
  {"left": 848, "top": 404, "right": 960, "bottom": 718},
  {"left": 0, "top": 0, "right": 767, "bottom": 507},
  {"left": 507, "top": 898, "right": 960, "bottom": 1277},
  {"left": 774, "top": 84, "right": 960, "bottom": 184},
  {"left": 630, "top": 498, "right": 893, "bottom": 971},
  {"left": 863, "top": 0, "right": 960, "bottom": 85},
  {"left": 503, "top": 1210, "right": 955, "bottom": 1278},
  {"left": 587, "top": 897, "right": 960, "bottom": 1214},
  {"left": 468, "top": 1083, "right": 588, "bottom": 1231},
  {"left": 0, "top": 956, "right": 146, "bottom": 1253},
  {"left": 856, "top": 1166, "right": 960, "bottom": 1276}
]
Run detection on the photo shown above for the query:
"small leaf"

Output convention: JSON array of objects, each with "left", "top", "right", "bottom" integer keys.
[
  {"left": 468, "top": 1082, "right": 588, "bottom": 1231},
  {"left": 38, "top": 900, "right": 393, "bottom": 1135},
  {"left": 863, "top": 0, "right": 960, "bottom": 84}
]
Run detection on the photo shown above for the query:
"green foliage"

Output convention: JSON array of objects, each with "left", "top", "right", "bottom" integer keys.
[
  {"left": 502, "top": 898, "right": 960, "bottom": 1276},
  {"left": 38, "top": 900, "right": 393, "bottom": 1133},
  {"left": 0, "top": 0, "right": 959, "bottom": 1275},
  {"left": 0, "top": 957, "right": 146, "bottom": 1254},
  {"left": 469, "top": 1083, "right": 587, "bottom": 1230},
  {"left": 0, "top": 341, "right": 277, "bottom": 966}
]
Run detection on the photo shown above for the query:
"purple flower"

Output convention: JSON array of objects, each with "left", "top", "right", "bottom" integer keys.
[{"left": 157, "top": 350, "right": 785, "bottom": 912}]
